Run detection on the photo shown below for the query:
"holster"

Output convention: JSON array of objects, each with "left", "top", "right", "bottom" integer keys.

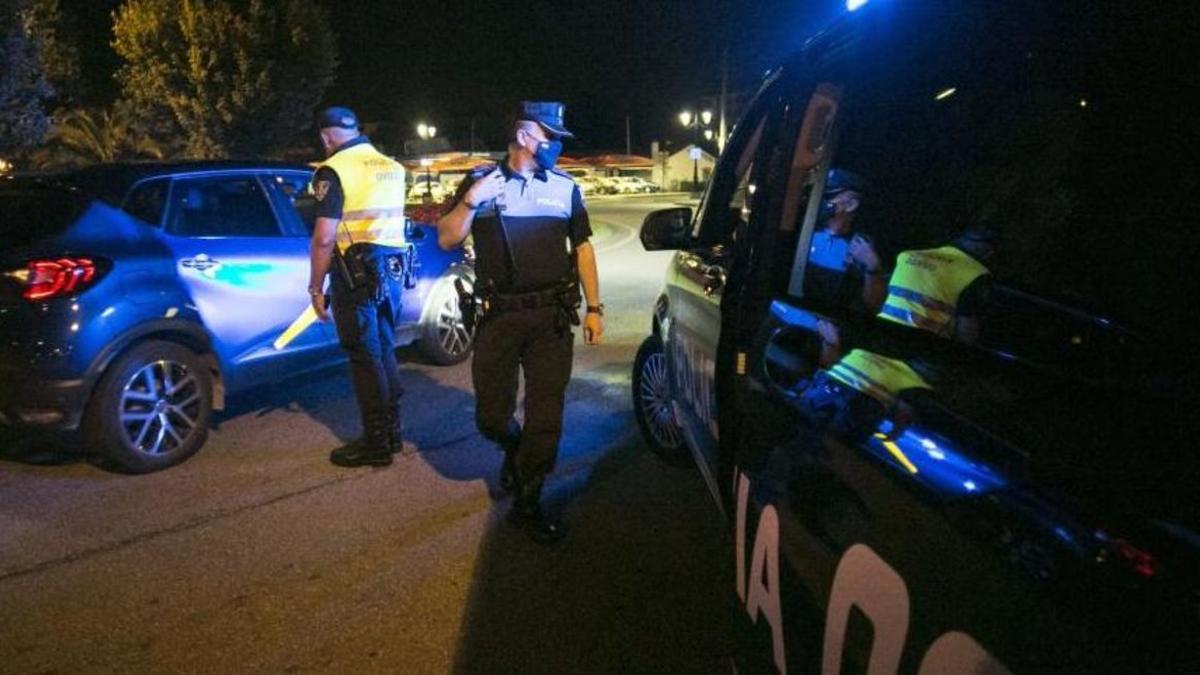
[
  {"left": 337, "top": 243, "right": 406, "bottom": 312},
  {"left": 455, "top": 277, "right": 479, "bottom": 334}
]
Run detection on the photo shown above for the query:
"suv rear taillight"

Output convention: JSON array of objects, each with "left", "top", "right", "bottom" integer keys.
[{"left": 13, "top": 257, "right": 107, "bottom": 301}]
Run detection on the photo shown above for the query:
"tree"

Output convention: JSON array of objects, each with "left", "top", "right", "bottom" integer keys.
[
  {"left": 112, "top": 0, "right": 338, "bottom": 159},
  {"left": 0, "top": 0, "right": 54, "bottom": 156},
  {"left": 30, "top": 102, "right": 165, "bottom": 168},
  {"left": 23, "top": 0, "right": 82, "bottom": 104}
]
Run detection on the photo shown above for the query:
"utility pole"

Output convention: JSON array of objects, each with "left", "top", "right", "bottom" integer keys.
[
  {"left": 718, "top": 46, "right": 729, "bottom": 153},
  {"left": 625, "top": 114, "right": 632, "bottom": 156}
]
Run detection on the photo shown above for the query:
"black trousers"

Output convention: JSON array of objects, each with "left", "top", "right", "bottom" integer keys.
[
  {"left": 331, "top": 272, "right": 403, "bottom": 440},
  {"left": 472, "top": 306, "right": 574, "bottom": 481}
]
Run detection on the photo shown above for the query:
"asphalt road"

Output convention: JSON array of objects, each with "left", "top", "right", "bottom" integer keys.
[{"left": 0, "top": 196, "right": 735, "bottom": 674}]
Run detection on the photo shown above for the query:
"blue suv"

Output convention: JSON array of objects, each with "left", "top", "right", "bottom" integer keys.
[{"left": 0, "top": 162, "right": 474, "bottom": 473}]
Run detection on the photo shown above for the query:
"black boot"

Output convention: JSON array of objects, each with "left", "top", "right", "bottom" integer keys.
[
  {"left": 330, "top": 413, "right": 392, "bottom": 468},
  {"left": 510, "top": 475, "right": 565, "bottom": 544},
  {"left": 499, "top": 435, "right": 519, "bottom": 494},
  {"left": 388, "top": 396, "right": 410, "bottom": 455}
]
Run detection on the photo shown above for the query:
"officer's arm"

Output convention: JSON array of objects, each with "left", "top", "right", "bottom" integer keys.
[
  {"left": 308, "top": 168, "right": 343, "bottom": 293},
  {"left": 309, "top": 217, "right": 338, "bottom": 292},
  {"left": 438, "top": 173, "right": 481, "bottom": 250},
  {"left": 438, "top": 200, "right": 476, "bottom": 251},
  {"left": 577, "top": 241, "right": 600, "bottom": 308}
]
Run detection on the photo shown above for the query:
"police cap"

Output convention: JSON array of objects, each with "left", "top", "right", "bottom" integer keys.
[
  {"left": 516, "top": 101, "right": 574, "bottom": 139},
  {"left": 317, "top": 106, "right": 359, "bottom": 131},
  {"left": 825, "top": 169, "right": 867, "bottom": 196}
]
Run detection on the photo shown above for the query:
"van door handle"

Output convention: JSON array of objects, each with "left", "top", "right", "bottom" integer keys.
[{"left": 702, "top": 266, "right": 724, "bottom": 296}]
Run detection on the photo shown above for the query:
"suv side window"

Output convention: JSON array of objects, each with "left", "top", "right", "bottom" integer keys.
[
  {"left": 267, "top": 172, "right": 317, "bottom": 235},
  {"left": 166, "top": 175, "right": 282, "bottom": 238},
  {"left": 123, "top": 178, "right": 169, "bottom": 227}
]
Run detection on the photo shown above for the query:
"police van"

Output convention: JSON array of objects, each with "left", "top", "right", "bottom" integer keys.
[{"left": 631, "top": 1, "right": 1198, "bottom": 672}]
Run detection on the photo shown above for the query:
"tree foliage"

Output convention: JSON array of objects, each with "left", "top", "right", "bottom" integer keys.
[
  {"left": 112, "top": 0, "right": 338, "bottom": 159},
  {"left": 31, "top": 102, "right": 165, "bottom": 168},
  {"left": 23, "top": 0, "right": 82, "bottom": 104},
  {"left": 0, "top": 0, "right": 54, "bottom": 155}
]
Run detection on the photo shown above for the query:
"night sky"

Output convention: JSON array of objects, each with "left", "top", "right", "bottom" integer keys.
[{"left": 65, "top": 0, "right": 849, "bottom": 153}]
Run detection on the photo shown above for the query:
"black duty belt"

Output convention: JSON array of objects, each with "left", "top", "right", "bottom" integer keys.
[{"left": 489, "top": 286, "right": 564, "bottom": 312}]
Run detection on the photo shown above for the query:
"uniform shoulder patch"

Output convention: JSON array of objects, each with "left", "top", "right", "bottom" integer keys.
[
  {"left": 469, "top": 163, "right": 498, "bottom": 178},
  {"left": 313, "top": 180, "right": 330, "bottom": 202}
]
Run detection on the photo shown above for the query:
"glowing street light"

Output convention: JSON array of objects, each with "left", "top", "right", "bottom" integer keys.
[
  {"left": 679, "top": 108, "right": 715, "bottom": 189},
  {"left": 703, "top": 129, "right": 714, "bottom": 141},
  {"left": 678, "top": 111, "right": 693, "bottom": 127},
  {"left": 700, "top": 110, "right": 713, "bottom": 126},
  {"left": 416, "top": 122, "right": 438, "bottom": 200}
]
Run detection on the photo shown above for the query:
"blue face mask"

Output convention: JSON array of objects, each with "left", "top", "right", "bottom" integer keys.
[{"left": 533, "top": 139, "right": 563, "bottom": 171}]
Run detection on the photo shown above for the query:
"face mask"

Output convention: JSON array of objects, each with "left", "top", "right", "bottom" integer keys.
[
  {"left": 817, "top": 197, "right": 837, "bottom": 223},
  {"left": 532, "top": 139, "right": 563, "bottom": 170}
]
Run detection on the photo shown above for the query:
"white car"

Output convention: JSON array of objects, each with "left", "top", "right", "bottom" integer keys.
[
  {"left": 407, "top": 176, "right": 447, "bottom": 204},
  {"left": 608, "top": 176, "right": 659, "bottom": 193}
]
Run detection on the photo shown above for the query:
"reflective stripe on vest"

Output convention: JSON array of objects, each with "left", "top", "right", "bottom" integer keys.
[
  {"left": 827, "top": 349, "right": 931, "bottom": 408},
  {"left": 877, "top": 246, "right": 988, "bottom": 337},
  {"left": 317, "top": 143, "right": 408, "bottom": 251}
]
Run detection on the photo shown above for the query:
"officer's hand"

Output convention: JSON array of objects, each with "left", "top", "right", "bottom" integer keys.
[
  {"left": 584, "top": 312, "right": 604, "bottom": 346},
  {"left": 465, "top": 168, "right": 504, "bottom": 207},
  {"left": 816, "top": 319, "right": 840, "bottom": 347},
  {"left": 312, "top": 292, "right": 331, "bottom": 322},
  {"left": 848, "top": 235, "right": 881, "bottom": 274}
]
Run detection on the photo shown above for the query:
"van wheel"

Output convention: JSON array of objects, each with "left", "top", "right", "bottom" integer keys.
[
  {"left": 419, "top": 266, "right": 476, "bottom": 365},
  {"left": 632, "top": 335, "right": 687, "bottom": 463},
  {"left": 86, "top": 341, "right": 212, "bottom": 473}
]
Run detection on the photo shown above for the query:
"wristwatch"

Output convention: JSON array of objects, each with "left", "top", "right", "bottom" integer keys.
[{"left": 586, "top": 303, "right": 605, "bottom": 316}]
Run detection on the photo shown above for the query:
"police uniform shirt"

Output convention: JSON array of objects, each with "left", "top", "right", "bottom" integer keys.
[
  {"left": 313, "top": 135, "right": 374, "bottom": 220},
  {"left": 809, "top": 228, "right": 850, "bottom": 272},
  {"left": 453, "top": 159, "right": 592, "bottom": 293}
]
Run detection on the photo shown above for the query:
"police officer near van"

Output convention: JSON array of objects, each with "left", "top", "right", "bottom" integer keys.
[
  {"left": 437, "top": 102, "right": 603, "bottom": 543},
  {"left": 308, "top": 106, "right": 410, "bottom": 468}
]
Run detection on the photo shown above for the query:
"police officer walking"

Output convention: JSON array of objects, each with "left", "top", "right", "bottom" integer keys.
[
  {"left": 308, "top": 106, "right": 410, "bottom": 468},
  {"left": 437, "top": 102, "right": 603, "bottom": 543}
]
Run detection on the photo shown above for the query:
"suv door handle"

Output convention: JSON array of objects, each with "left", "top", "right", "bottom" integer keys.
[{"left": 180, "top": 254, "right": 219, "bottom": 271}]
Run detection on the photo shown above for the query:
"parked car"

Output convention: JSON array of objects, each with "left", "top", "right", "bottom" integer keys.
[
  {"left": 576, "top": 175, "right": 614, "bottom": 196},
  {"left": 633, "top": 1, "right": 1198, "bottom": 673},
  {"left": 608, "top": 176, "right": 659, "bottom": 193},
  {"left": 407, "top": 174, "right": 447, "bottom": 204},
  {"left": 0, "top": 161, "right": 475, "bottom": 473}
]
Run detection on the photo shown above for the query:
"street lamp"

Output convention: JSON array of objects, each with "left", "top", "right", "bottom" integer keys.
[
  {"left": 679, "top": 108, "right": 714, "bottom": 189},
  {"left": 416, "top": 122, "right": 438, "bottom": 200}
]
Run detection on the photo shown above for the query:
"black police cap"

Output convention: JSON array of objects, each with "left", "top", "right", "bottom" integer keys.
[
  {"left": 516, "top": 101, "right": 574, "bottom": 139},
  {"left": 317, "top": 106, "right": 359, "bottom": 130},
  {"left": 825, "top": 169, "right": 867, "bottom": 195}
]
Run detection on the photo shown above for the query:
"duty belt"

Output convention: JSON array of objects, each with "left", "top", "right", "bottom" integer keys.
[{"left": 489, "top": 286, "right": 565, "bottom": 312}]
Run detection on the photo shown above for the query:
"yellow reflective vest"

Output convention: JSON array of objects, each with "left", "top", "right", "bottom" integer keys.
[
  {"left": 317, "top": 142, "right": 408, "bottom": 252},
  {"left": 827, "top": 349, "right": 931, "bottom": 409},
  {"left": 878, "top": 246, "right": 989, "bottom": 337}
]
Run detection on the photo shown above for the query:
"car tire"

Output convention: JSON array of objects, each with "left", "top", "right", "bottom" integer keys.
[
  {"left": 418, "top": 265, "right": 476, "bottom": 366},
  {"left": 632, "top": 335, "right": 688, "bottom": 464},
  {"left": 85, "top": 340, "right": 213, "bottom": 474}
]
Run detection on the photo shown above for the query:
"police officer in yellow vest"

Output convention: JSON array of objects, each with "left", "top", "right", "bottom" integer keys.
[
  {"left": 803, "top": 225, "right": 997, "bottom": 438},
  {"left": 875, "top": 224, "right": 996, "bottom": 342},
  {"left": 308, "top": 106, "right": 410, "bottom": 467}
]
